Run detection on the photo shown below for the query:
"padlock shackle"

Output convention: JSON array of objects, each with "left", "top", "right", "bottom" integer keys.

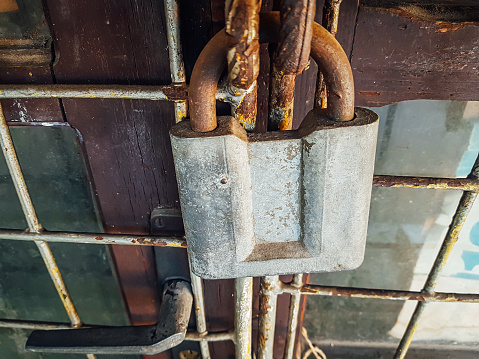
[
  {"left": 311, "top": 19, "right": 355, "bottom": 121},
  {"left": 189, "top": 12, "right": 355, "bottom": 132},
  {"left": 189, "top": 30, "right": 236, "bottom": 132}
]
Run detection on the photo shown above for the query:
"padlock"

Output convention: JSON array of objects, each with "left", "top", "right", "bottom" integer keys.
[{"left": 170, "top": 13, "right": 379, "bottom": 279}]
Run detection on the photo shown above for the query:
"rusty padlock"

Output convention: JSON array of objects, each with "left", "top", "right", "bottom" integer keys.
[{"left": 170, "top": 13, "right": 379, "bottom": 279}]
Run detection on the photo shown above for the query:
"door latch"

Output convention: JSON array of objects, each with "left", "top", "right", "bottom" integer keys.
[{"left": 26, "top": 280, "right": 193, "bottom": 355}]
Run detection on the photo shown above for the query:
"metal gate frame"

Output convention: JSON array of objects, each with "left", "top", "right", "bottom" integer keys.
[{"left": 1, "top": 1, "right": 479, "bottom": 358}]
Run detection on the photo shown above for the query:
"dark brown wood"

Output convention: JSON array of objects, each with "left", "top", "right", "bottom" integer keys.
[
  {"left": 351, "top": 3, "right": 479, "bottom": 107},
  {"left": 255, "top": 0, "right": 274, "bottom": 132},
  {"left": 0, "top": 65, "right": 64, "bottom": 124},
  {"left": 179, "top": 0, "right": 214, "bottom": 81},
  {"left": 336, "top": 0, "right": 360, "bottom": 59},
  {"left": 109, "top": 243, "right": 161, "bottom": 325}
]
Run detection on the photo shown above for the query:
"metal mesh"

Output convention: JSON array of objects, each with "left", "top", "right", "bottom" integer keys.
[
  {"left": 1, "top": 97, "right": 478, "bottom": 359},
  {"left": 1, "top": 1, "right": 478, "bottom": 358}
]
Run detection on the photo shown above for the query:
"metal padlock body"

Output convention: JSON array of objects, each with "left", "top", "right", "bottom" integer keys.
[
  {"left": 171, "top": 13, "right": 379, "bottom": 279},
  {"left": 171, "top": 107, "right": 378, "bottom": 279}
]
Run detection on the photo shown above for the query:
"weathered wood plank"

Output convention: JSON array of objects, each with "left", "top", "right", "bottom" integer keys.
[{"left": 352, "top": 4, "right": 479, "bottom": 106}]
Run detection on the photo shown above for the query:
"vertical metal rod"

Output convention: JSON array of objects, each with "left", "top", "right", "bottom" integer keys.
[
  {"left": 167, "top": 0, "right": 209, "bottom": 355},
  {"left": 269, "top": 0, "right": 316, "bottom": 130},
  {"left": 258, "top": 275, "right": 280, "bottom": 359},
  {"left": 189, "top": 271, "right": 210, "bottom": 358},
  {"left": 0, "top": 102, "right": 94, "bottom": 358},
  {"left": 225, "top": 0, "right": 262, "bottom": 130},
  {"left": 284, "top": 274, "right": 303, "bottom": 359},
  {"left": 315, "top": 0, "right": 343, "bottom": 108},
  {"left": 235, "top": 277, "right": 253, "bottom": 358},
  {"left": 164, "top": 0, "right": 188, "bottom": 122},
  {"left": 33, "top": 241, "right": 81, "bottom": 327},
  {"left": 394, "top": 155, "right": 479, "bottom": 359},
  {"left": 0, "top": 103, "right": 42, "bottom": 233}
]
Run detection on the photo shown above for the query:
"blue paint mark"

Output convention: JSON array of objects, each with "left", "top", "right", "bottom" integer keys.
[
  {"left": 456, "top": 125, "right": 479, "bottom": 177},
  {"left": 471, "top": 222, "right": 479, "bottom": 247},
  {"left": 461, "top": 250, "right": 479, "bottom": 271},
  {"left": 454, "top": 272, "right": 479, "bottom": 280}
]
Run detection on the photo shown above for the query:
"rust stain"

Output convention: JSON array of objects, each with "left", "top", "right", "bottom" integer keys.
[
  {"left": 259, "top": 331, "right": 269, "bottom": 349},
  {"left": 373, "top": 175, "right": 479, "bottom": 192},
  {"left": 189, "top": 30, "right": 236, "bottom": 132},
  {"left": 130, "top": 237, "right": 186, "bottom": 247},
  {"left": 274, "top": 0, "right": 316, "bottom": 75},
  {"left": 0, "top": 0, "right": 19, "bottom": 13},
  {"left": 300, "top": 286, "right": 318, "bottom": 294},
  {"left": 162, "top": 85, "right": 188, "bottom": 101},
  {"left": 358, "top": 91, "right": 380, "bottom": 96},
  {"left": 259, "top": 332, "right": 268, "bottom": 349},
  {"left": 269, "top": 71, "right": 295, "bottom": 131},
  {"left": 235, "top": 87, "right": 257, "bottom": 131},
  {"left": 225, "top": 0, "right": 261, "bottom": 89},
  {"left": 435, "top": 21, "right": 466, "bottom": 32},
  {"left": 384, "top": 7, "right": 478, "bottom": 33},
  {"left": 259, "top": 295, "right": 271, "bottom": 314},
  {"left": 94, "top": 236, "right": 104, "bottom": 241}
]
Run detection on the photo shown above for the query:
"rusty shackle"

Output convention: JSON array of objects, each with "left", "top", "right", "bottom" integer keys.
[{"left": 188, "top": 11, "right": 355, "bottom": 132}]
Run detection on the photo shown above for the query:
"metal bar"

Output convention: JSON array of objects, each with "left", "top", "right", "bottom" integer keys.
[
  {"left": 0, "top": 318, "right": 235, "bottom": 342},
  {"left": 232, "top": 85, "right": 258, "bottom": 131},
  {"left": 393, "top": 154, "right": 479, "bottom": 359},
  {"left": 280, "top": 284, "right": 479, "bottom": 303},
  {"left": 185, "top": 331, "right": 235, "bottom": 342},
  {"left": 268, "top": 1, "right": 316, "bottom": 131},
  {"left": 0, "top": 102, "right": 42, "bottom": 233},
  {"left": 0, "top": 102, "right": 94, "bottom": 358},
  {"left": 164, "top": 0, "right": 188, "bottom": 122},
  {"left": 373, "top": 175, "right": 479, "bottom": 191},
  {"left": 315, "top": 0, "right": 343, "bottom": 108},
  {"left": 258, "top": 275, "right": 280, "bottom": 359},
  {"left": 0, "top": 84, "right": 183, "bottom": 101},
  {"left": 0, "top": 83, "right": 240, "bottom": 103},
  {"left": 225, "top": 0, "right": 261, "bottom": 130},
  {"left": 225, "top": 0, "right": 260, "bottom": 90},
  {"left": 166, "top": 3, "right": 209, "bottom": 356},
  {"left": 0, "top": 319, "right": 75, "bottom": 330},
  {"left": 189, "top": 271, "right": 210, "bottom": 359},
  {"left": 284, "top": 274, "right": 303, "bottom": 359},
  {"left": 235, "top": 277, "right": 253, "bottom": 358},
  {"left": 268, "top": 72, "right": 296, "bottom": 130},
  {"left": 0, "top": 229, "right": 186, "bottom": 247},
  {"left": 34, "top": 241, "right": 82, "bottom": 326}
]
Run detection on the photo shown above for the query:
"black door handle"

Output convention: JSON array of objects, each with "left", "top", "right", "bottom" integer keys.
[{"left": 26, "top": 279, "right": 193, "bottom": 355}]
